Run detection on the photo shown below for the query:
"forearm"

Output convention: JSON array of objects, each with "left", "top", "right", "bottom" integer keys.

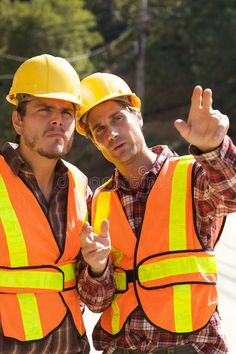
[
  {"left": 77, "top": 257, "right": 115, "bottom": 312},
  {"left": 191, "top": 135, "right": 236, "bottom": 218}
]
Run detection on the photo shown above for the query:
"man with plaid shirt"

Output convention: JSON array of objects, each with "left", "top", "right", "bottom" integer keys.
[{"left": 77, "top": 73, "right": 236, "bottom": 354}]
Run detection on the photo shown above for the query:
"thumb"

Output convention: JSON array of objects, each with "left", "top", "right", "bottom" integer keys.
[
  {"left": 174, "top": 119, "right": 190, "bottom": 140},
  {"left": 100, "top": 219, "right": 110, "bottom": 237}
]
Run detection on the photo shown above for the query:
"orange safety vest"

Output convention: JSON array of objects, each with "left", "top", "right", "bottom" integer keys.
[
  {"left": 92, "top": 156, "right": 225, "bottom": 335},
  {"left": 0, "top": 156, "right": 88, "bottom": 341}
]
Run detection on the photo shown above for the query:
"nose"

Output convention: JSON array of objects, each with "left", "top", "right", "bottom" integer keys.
[
  {"left": 108, "top": 129, "right": 118, "bottom": 141},
  {"left": 50, "top": 111, "right": 63, "bottom": 127}
]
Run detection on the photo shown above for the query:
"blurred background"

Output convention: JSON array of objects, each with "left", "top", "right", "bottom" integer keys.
[
  {"left": 0, "top": 0, "right": 235, "bottom": 186},
  {"left": 0, "top": 1, "right": 235, "bottom": 352}
]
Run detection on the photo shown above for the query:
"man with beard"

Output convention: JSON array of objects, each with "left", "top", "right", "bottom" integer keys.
[
  {"left": 0, "top": 56, "right": 112, "bottom": 353},
  {"left": 76, "top": 73, "right": 236, "bottom": 353}
]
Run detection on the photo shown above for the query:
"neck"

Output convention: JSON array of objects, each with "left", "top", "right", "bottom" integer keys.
[
  {"left": 117, "top": 147, "right": 156, "bottom": 189},
  {"left": 18, "top": 146, "right": 57, "bottom": 202}
]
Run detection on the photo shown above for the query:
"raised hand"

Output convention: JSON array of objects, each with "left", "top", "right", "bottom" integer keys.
[
  {"left": 79, "top": 219, "right": 111, "bottom": 276},
  {"left": 174, "top": 85, "right": 229, "bottom": 153}
]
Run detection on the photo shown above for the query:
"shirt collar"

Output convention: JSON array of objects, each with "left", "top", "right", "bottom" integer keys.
[
  {"left": 102, "top": 145, "right": 177, "bottom": 192},
  {"left": 1, "top": 142, "right": 68, "bottom": 177}
]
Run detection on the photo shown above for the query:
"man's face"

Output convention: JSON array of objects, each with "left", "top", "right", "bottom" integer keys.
[
  {"left": 13, "top": 97, "right": 75, "bottom": 159},
  {"left": 87, "top": 100, "right": 144, "bottom": 166}
]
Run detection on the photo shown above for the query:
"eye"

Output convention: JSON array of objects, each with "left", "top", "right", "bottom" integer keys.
[
  {"left": 39, "top": 107, "right": 50, "bottom": 112},
  {"left": 94, "top": 125, "right": 105, "bottom": 136},
  {"left": 63, "top": 110, "right": 74, "bottom": 119},
  {"left": 114, "top": 114, "right": 123, "bottom": 122}
]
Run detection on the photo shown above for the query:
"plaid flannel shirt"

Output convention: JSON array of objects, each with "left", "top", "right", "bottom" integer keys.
[{"left": 79, "top": 135, "right": 236, "bottom": 354}]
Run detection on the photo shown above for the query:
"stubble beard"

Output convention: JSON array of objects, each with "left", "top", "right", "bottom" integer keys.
[{"left": 24, "top": 134, "right": 74, "bottom": 159}]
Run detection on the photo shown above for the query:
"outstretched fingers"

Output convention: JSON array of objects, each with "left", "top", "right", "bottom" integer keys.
[
  {"left": 202, "top": 88, "right": 213, "bottom": 112},
  {"left": 191, "top": 85, "right": 203, "bottom": 110},
  {"left": 174, "top": 85, "right": 229, "bottom": 151}
]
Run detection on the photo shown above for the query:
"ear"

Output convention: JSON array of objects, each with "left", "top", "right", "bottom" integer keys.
[
  {"left": 12, "top": 111, "right": 23, "bottom": 135},
  {"left": 135, "top": 111, "right": 143, "bottom": 128}
]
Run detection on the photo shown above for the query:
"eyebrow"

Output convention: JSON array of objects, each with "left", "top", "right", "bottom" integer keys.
[
  {"left": 34, "top": 103, "right": 52, "bottom": 108},
  {"left": 34, "top": 103, "right": 74, "bottom": 112}
]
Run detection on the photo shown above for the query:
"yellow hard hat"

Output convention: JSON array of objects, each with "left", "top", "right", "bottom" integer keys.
[
  {"left": 76, "top": 72, "right": 141, "bottom": 136},
  {"left": 6, "top": 54, "right": 82, "bottom": 107}
]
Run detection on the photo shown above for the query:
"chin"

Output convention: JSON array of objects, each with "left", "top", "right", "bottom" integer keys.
[{"left": 38, "top": 147, "right": 68, "bottom": 159}]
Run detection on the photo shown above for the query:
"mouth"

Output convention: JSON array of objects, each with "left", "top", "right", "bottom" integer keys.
[
  {"left": 112, "top": 142, "right": 127, "bottom": 151},
  {"left": 45, "top": 130, "right": 65, "bottom": 138}
]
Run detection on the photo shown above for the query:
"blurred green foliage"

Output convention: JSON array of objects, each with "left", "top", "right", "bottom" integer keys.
[
  {"left": 0, "top": 0, "right": 102, "bottom": 145},
  {"left": 0, "top": 0, "right": 235, "bottom": 184}
]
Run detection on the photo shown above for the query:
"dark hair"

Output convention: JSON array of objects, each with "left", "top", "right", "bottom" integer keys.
[
  {"left": 16, "top": 101, "right": 28, "bottom": 118},
  {"left": 14, "top": 101, "right": 28, "bottom": 144}
]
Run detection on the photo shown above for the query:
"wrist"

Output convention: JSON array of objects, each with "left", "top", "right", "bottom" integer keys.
[
  {"left": 195, "top": 139, "right": 224, "bottom": 154},
  {"left": 89, "top": 260, "right": 108, "bottom": 278},
  {"left": 191, "top": 144, "right": 221, "bottom": 155}
]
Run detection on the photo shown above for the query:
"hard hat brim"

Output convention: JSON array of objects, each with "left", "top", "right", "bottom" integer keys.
[{"left": 6, "top": 92, "right": 85, "bottom": 108}]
